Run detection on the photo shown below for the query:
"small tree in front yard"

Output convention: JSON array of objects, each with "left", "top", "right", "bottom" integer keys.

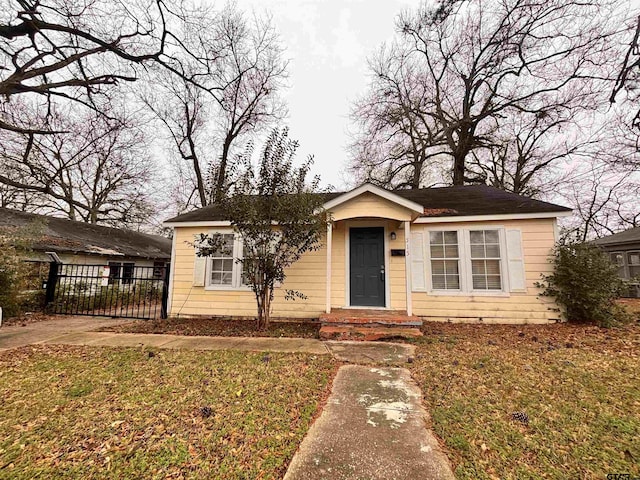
[
  {"left": 194, "top": 128, "right": 327, "bottom": 330},
  {"left": 536, "top": 240, "right": 629, "bottom": 327}
]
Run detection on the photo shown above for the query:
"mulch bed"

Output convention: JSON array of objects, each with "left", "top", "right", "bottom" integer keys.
[{"left": 98, "top": 317, "right": 321, "bottom": 339}]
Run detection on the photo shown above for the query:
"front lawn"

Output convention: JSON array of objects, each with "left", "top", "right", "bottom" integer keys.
[
  {"left": 0, "top": 345, "right": 335, "bottom": 479},
  {"left": 99, "top": 317, "right": 321, "bottom": 338},
  {"left": 412, "top": 323, "right": 640, "bottom": 479}
]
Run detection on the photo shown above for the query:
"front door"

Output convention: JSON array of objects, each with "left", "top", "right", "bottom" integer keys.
[{"left": 349, "top": 227, "right": 385, "bottom": 307}]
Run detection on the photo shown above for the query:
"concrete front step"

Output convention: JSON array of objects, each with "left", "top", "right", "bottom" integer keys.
[{"left": 320, "top": 325, "right": 423, "bottom": 342}]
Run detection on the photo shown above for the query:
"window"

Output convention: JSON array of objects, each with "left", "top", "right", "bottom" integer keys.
[
  {"left": 108, "top": 262, "right": 121, "bottom": 285},
  {"left": 203, "top": 232, "right": 279, "bottom": 290},
  {"left": 628, "top": 252, "right": 640, "bottom": 279},
  {"left": 122, "top": 263, "right": 135, "bottom": 285},
  {"left": 429, "top": 231, "right": 460, "bottom": 290},
  {"left": 153, "top": 261, "right": 166, "bottom": 279},
  {"left": 470, "top": 230, "right": 502, "bottom": 290},
  {"left": 209, "top": 234, "right": 235, "bottom": 286},
  {"left": 422, "top": 227, "right": 509, "bottom": 294},
  {"left": 610, "top": 252, "right": 625, "bottom": 277}
]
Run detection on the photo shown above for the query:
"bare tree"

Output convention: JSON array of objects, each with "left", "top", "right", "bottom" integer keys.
[
  {"left": 611, "top": 14, "right": 640, "bottom": 135},
  {"left": 143, "top": 5, "right": 287, "bottom": 209},
  {"left": 559, "top": 163, "right": 640, "bottom": 241},
  {"left": 0, "top": 0, "right": 231, "bottom": 135},
  {"left": 352, "top": 0, "right": 626, "bottom": 188},
  {"left": 143, "top": 71, "right": 209, "bottom": 210},
  {"left": 0, "top": 105, "right": 155, "bottom": 227},
  {"left": 349, "top": 46, "right": 446, "bottom": 189},
  {"left": 466, "top": 108, "right": 597, "bottom": 197}
]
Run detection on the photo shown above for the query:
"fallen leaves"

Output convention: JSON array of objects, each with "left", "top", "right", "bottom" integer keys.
[
  {"left": 0, "top": 345, "right": 336, "bottom": 479},
  {"left": 412, "top": 323, "right": 640, "bottom": 479},
  {"left": 98, "top": 318, "right": 321, "bottom": 339}
]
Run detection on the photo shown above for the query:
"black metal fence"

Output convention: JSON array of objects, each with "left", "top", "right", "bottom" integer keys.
[{"left": 44, "top": 263, "right": 170, "bottom": 319}]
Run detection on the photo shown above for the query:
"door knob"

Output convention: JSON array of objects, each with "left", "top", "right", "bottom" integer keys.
[{"left": 380, "top": 265, "right": 385, "bottom": 281}]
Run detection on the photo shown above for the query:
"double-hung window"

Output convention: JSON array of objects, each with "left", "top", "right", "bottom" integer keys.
[
  {"left": 470, "top": 230, "right": 502, "bottom": 290},
  {"left": 208, "top": 234, "right": 236, "bottom": 287},
  {"left": 628, "top": 252, "right": 640, "bottom": 279},
  {"left": 609, "top": 252, "right": 625, "bottom": 278},
  {"left": 204, "top": 233, "right": 255, "bottom": 289},
  {"left": 425, "top": 228, "right": 506, "bottom": 293},
  {"left": 429, "top": 231, "right": 460, "bottom": 290}
]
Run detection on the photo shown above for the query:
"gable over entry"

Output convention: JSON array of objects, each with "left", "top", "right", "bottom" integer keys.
[
  {"left": 323, "top": 184, "right": 424, "bottom": 222},
  {"left": 323, "top": 184, "right": 424, "bottom": 314}
]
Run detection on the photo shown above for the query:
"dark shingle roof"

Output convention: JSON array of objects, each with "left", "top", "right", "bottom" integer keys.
[
  {"left": 0, "top": 208, "right": 171, "bottom": 259},
  {"left": 592, "top": 227, "right": 640, "bottom": 247},
  {"left": 164, "top": 185, "right": 570, "bottom": 224},
  {"left": 395, "top": 185, "right": 571, "bottom": 217}
]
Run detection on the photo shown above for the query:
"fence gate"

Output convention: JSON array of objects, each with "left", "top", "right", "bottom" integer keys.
[{"left": 44, "top": 263, "right": 170, "bottom": 319}]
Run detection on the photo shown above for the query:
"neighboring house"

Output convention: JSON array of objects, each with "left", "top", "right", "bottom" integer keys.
[
  {"left": 592, "top": 227, "right": 640, "bottom": 298},
  {"left": 164, "top": 183, "right": 571, "bottom": 324},
  {"left": 0, "top": 208, "right": 171, "bottom": 283}
]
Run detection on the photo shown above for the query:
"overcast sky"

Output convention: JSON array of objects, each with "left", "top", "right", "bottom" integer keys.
[{"left": 234, "top": 0, "right": 419, "bottom": 190}]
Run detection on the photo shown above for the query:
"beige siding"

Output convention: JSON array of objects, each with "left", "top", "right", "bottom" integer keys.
[
  {"left": 169, "top": 227, "right": 327, "bottom": 318},
  {"left": 411, "top": 218, "right": 559, "bottom": 324},
  {"left": 169, "top": 194, "right": 560, "bottom": 324},
  {"left": 329, "top": 192, "right": 413, "bottom": 221},
  {"left": 331, "top": 222, "right": 346, "bottom": 307},
  {"left": 389, "top": 225, "right": 407, "bottom": 310}
]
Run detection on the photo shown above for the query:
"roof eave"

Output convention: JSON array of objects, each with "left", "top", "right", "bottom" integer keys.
[{"left": 413, "top": 210, "right": 573, "bottom": 223}]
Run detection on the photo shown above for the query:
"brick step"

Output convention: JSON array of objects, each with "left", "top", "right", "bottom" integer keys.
[
  {"left": 320, "top": 309, "right": 422, "bottom": 327},
  {"left": 320, "top": 325, "right": 423, "bottom": 342}
]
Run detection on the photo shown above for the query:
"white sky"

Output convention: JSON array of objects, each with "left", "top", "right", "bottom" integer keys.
[{"left": 233, "top": 0, "right": 420, "bottom": 190}]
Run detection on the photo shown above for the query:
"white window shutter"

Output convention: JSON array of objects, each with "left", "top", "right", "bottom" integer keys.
[
  {"left": 193, "top": 256, "right": 207, "bottom": 287},
  {"left": 410, "top": 232, "right": 426, "bottom": 291},
  {"left": 506, "top": 229, "right": 526, "bottom": 292}
]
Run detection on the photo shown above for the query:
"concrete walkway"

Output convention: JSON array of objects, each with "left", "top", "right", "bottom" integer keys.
[
  {"left": 0, "top": 316, "right": 131, "bottom": 351},
  {"left": 284, "top": 365, "right": 454, "bottom": 480},
  {"left": 38, "top": 331, "right": 328, "bottom": 354},
  {"left": 0, "top": 318, "right": 453, "bottom": 478}
]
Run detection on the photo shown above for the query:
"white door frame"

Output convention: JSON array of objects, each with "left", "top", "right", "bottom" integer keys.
[{"left": 344, "top": 220, "right": 390, "bottom": 309}]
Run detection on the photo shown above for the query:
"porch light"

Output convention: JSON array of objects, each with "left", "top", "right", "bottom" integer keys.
[{"left": 390, "top": 231, "right": 397, "bottom": 241}]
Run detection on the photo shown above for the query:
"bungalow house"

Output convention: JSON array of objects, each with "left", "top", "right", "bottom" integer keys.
[
  {"left": 592, "top": 226, "right": 640, "bottom": 298},
  {"left": 164, "top": 184, "right": 571, "bottom": 328}
]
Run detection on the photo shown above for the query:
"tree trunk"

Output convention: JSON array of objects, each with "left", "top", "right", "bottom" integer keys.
[
  {"left": 256, "top": 286, "right": 272, "bottom": 330},
  {"left": 214, "top": 135, "right": 233, "bottom": 204},
  {"left": 452, "top": 152, "right": 466, "bottom": 185}
]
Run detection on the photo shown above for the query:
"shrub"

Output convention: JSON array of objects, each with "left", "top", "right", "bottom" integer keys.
[
  {"left": 0, "top": 222, "right": 43, "bottom": 318},
  {"left": 0, "top": 242, "right": 26, "bottom": 317},
  {"left": 537, "top": 241, "right": 629, "bottom": 327}
]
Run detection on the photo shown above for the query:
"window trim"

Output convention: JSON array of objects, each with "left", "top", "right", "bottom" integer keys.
[
  {"left": 427, "top": 228, "right": 463, "bottom": 293},
  {"left": 465, "top": 229, "right": 507, "bottom": 293},
  {"left": 610, "top": 251, "right": 625, "bottom": 266},
  {"left": 423, "top": 226, "right": 510, "bottom": 296},
  {"left": 628, "top": 251, "right": 640, "bottom": 280},
  {"left": 204, "top": 231, "right": 251, "bottom": 291}
]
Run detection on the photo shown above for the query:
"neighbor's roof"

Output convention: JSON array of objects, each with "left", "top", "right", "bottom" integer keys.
[
  {"left": 0, "top": 208, "right": 171, "bottom": 259},
  {"left": 592, "top": 226, "right": 640, "bottom": 247},
  {"left": 164, "top": 184, "right": 571, "bottom": 224}
]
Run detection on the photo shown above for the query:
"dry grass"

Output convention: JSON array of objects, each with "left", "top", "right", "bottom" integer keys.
[
  {"left": 0, "top": 345, "right": 335, "bottom": 479},
  {"left": 412, "top": 323, "right": 640, "bottom": 479}
]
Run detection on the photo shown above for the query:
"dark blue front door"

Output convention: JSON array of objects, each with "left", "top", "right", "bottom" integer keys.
[{"left": 349, "top": 227, "right": 385, "bottom": 307}]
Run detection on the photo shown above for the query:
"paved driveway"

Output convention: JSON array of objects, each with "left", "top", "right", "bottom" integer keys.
[{"left": 0, "top": 316, "right": 132, "bottom": 351}]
